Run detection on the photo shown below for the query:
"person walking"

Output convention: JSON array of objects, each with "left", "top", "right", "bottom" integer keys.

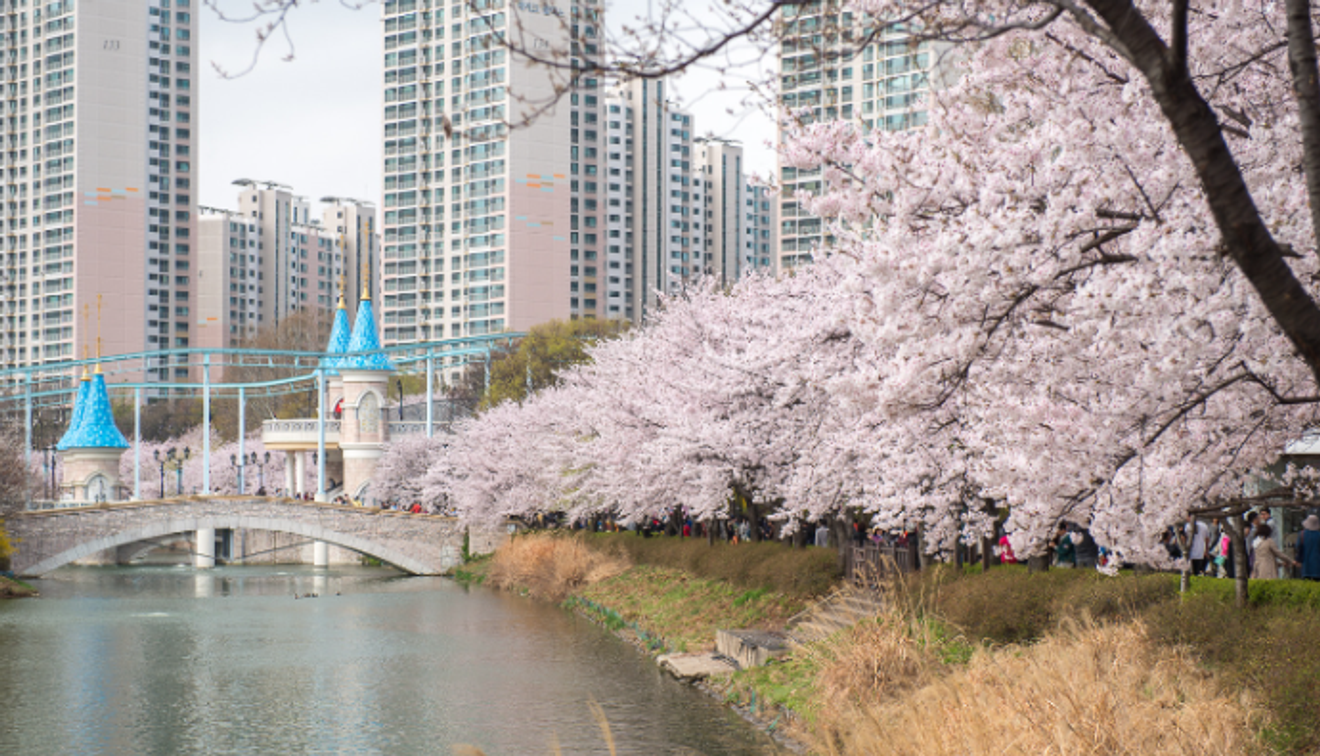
[
  {"left": 1184, "top": 516, "right": 1211, "bottom": 576},
  {"left": 1297, "top": 514, "right": 1320, "bottom": 581},
  {"left": 1052, "top": 524, "right": 1076, "bottom": 568},
  {"left": 1251, "top": 523, "right": 1299, "bottom": 580}
]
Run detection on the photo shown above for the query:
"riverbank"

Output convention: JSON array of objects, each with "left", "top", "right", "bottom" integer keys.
[
  {"left": 0, "top": 574, "right": 37, "bottom": 598},
  {"left": 472, "top": 532, "right": 1320, "bottom": 755}
]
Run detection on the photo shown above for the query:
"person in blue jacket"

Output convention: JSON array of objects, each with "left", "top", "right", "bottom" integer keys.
[{"left": 1297, "top": 514, "right": 1320, "bottom": 581}]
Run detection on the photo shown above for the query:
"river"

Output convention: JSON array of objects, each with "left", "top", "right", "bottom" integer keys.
[{"left": 0, "top": 565, "right": 784, "bottom": 755}]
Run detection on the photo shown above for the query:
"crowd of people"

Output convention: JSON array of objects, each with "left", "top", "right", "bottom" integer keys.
[
  {"left": 509, "top": 505, "right": 1320, "bottom": 582},
  {"left": 1170, "top": 509, "right": 1320, "bottom": 581}
]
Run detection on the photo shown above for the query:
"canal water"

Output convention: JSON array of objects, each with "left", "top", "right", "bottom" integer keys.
[{"left": 0, "top": 566, "right": 783, "bottom": 755}]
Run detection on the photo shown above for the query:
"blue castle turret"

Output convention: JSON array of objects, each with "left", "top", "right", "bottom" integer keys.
[
  {"left": 345, "top": 295, "right": 393, "bottom": 372},
  {"left": 55, "top": 372, "right": 92, "bottom": 451},
  {"left": 321, "top": 291, "right": 352, "bottom": 374},
  {"left": 56, "top": 372, "right": 129, "bottom": 451},
  {"left": 338, "top": 280, "right": 394, "bottom": 500},
  {"left": 57, "top": 363, "right": 129, "bottom": 503}
]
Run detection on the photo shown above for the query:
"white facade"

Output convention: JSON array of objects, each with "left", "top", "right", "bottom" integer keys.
[
  {"left": 378, "top": 0, "right": 604, "bottom": 350},
  {"left": 196, "top": 184, "right": 376, "bottom": 349},
  {"left": 776, "top": 7, "right": 933, "bottom": 269},
  {"left": 603, "top": 79, "right": 699, "bottom": 322},
  {"left": 695, "top": 137, "right": 743, "bottom": 285},
  {"left": 196, "top": 208, "right": 259, "bottom": 348},
  {"left": 0, "top": 0, "right": 197, "bottom": 381},
  {"left": 743, "top": 184, "right": 776, "bottom": 275}
]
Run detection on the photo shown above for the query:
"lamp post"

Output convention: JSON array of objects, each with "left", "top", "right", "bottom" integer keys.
[
  {"left": 45, "top": 445, "right": 56, "bottom": 500},
  {"left": 155, "top": 447, "right": 190, "bottom": 497},
  {"left": 154, "top": 448, "right": 165, "bottom": 498},
  {"left": 176, "top": 447, "right": 190, "bottom": 495}
]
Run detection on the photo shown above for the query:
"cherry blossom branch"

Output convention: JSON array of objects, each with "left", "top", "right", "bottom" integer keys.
[{"left": 1284, "top": 0, "right": 1320, "bottom": 262}]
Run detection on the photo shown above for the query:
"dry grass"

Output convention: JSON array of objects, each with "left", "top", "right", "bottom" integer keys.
[
  {"left": 808, "top": 614, "right": 937, "bottom": 715},
  {"left": 820, "top": 619, "right": 1264, "bottom": 756},
  {"left": 485, "top": 533, "right": 629, "bottom": 601}
]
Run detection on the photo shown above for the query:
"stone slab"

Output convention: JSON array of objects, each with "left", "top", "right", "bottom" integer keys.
[
  {"left": 656, "top": 653, "right": 738, "bottom": 681},
  {"left": 716, "top": 629, "right": 790, "bottom": 669}
]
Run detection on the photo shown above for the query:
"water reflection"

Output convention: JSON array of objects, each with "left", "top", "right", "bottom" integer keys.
[{"left": 0, "top": 566, "right": 782, "bottom": 755}]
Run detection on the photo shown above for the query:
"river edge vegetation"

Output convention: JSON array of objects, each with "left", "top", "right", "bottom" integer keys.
[
  {"left": 458, "top": 532, "right": 1320, "bottom": 755},
  {"left": 0, "top": 575, "right": 37, "bottom": 598}
]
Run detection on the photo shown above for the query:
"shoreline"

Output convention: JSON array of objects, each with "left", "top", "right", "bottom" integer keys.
[
  {"left": 456, "top": 552, "right": 815, "bottom": 754},
  {"left": 562, "top": 595, "right": 810, "bottom": 754},
  {"left": 0, "top": 574, "right": 38, "bottom": 598}
]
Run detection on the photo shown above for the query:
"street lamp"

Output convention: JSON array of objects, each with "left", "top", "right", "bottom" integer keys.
[
  {"left": 154, "top": 447, "right": 191, "bottom": 497},
  {"left": 176, "top": 447, "right": 190, "bottom": 495},
  {"left": 45, "top": 445, "right": 56, "bottom": 500},
  {"left": 154, "top": 448, "right": 165, "bottom": 499}
]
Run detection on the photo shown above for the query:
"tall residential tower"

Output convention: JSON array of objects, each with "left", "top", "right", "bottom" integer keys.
[
  {"left": 378, "top": 0, "right": 604, "bottom": 347},
  {"left": 0, "top": 0, "right": 197, "bottom": 380},
  {"left": 776, "top": 4, "right": 932, "bottom": 269}
]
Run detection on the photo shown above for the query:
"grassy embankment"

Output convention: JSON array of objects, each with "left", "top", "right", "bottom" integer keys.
[
  {"left": 0, "top": 575, "right": 37, "bottom": 598},
  {"left": 468, "top": 533, "right": 1320, "bottom": 755}
]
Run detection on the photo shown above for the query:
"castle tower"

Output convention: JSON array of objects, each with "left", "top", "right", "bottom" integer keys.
[
  {"left": 319, "top": 283, "right": 353, "bottom": 491},
  {"left": 338, "top": 279, "right": 394, "bottom": 502},
  {"left": 56, "top": 367, "right": 130, "bottom": 503}
]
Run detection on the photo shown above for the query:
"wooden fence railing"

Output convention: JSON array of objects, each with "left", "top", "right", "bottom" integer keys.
[{"left": 844, "top": 542, "right": 920, "bottom": 585}]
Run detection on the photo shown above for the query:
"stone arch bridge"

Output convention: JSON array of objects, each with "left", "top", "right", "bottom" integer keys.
[{"left": 5, "top": 497, "right": 502, "bottom": 577}]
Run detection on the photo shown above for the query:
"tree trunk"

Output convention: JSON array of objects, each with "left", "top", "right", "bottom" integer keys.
[
  {"left": 831, "top": 515, "right": 851, "bottom": 567},
  {"left": 1085, "top": 0, "right": 1320, "bottom": 380},
  {"left": 1227, "top": 516, "right": 1250, "bottom": 609},
  {"left": 981, "top": 535, "right": 994, "bottom": 571},
  {"left": 706, "top": 519, "right": 715, "bottom": 546}
]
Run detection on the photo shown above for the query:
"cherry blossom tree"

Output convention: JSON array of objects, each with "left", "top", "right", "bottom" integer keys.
[
  {"left": 777, "top": 1, "right": 1320, "bottom": 566},
  {"left": 371, "top": 434, "right": 451, "bottom": 508},
  {"left": 120, "top": 429, "right": 287, "bottom": 498}
]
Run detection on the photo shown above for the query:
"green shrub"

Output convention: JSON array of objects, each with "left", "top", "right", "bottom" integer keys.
[
  {"left": 580, "top": 532, "right": 841, "bottom": 598},
  {"left": 1188, "top": 575, "right": 1320, "bottom": 609},
  {"left": 918, "top": 567, "right": 1176, "bottom": 646},
  {"left": 1146, "top": 593, "right": 1320, "bottom": 755}
]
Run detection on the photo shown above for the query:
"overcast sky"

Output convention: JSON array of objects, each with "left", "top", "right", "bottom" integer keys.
[{"left": 198, "top": 1, "right": 777, "bottom": 216}]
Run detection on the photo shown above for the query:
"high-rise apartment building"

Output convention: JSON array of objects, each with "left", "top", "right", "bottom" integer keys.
[
  {"left": 695, "top": 137, "right": 743, "bottom": 285},
  {"left": 602, "top": 79, "right": 700, "bottom": 321},
  {"left": 196, "top": 183, "right": 377, "bottom": 349},
  {"left": 378, "top": 0, "right": 605, "bottom": 348},
  {"left": 743, "top": 184, "right": 777, "bottom": 275},
  {"left": 776, "top": 4, "right": 932, "bottom": 269},
  {"left": 0, "top": 0, "right": 197, "bottom": 380}
]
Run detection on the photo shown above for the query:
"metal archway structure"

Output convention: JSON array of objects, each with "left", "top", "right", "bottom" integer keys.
[{"left": 0, "top": 334, "right": 521, "bottom": 503}]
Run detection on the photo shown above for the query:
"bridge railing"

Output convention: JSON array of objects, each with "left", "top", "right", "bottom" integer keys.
[{"left": 26, "top": 499, "right": 102, "bottom": 512}]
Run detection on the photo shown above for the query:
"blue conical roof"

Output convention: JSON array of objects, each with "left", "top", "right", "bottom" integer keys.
[
  {"left": 56, "top": 376, "right": 92, "bottom": 450},
  {"left": 346, "top": 298, "right": 393, "bottom": 371},
  {"left": 321, "top": 303, "right": 352, "bottom": 373},
  {"left": 57, "top": 373, "right": 129, "bottom": 450}
]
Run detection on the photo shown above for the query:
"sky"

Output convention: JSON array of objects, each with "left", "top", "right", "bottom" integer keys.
[{"left": 198, "top": 1, "right": 778, "bottom": 217}]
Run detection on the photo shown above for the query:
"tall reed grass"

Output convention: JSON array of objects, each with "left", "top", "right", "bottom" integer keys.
[
  {"left": 485, "top": 533, "right": 628, "bottom": 601},
  {"left": 819, "top": 619, "right": 1263, "bottom": 756}
]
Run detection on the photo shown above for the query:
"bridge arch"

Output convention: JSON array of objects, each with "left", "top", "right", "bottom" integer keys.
[{"left": 17, "top": 513, "right": 442, "bottom": 577}]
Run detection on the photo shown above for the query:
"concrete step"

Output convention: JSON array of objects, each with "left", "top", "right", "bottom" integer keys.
[
  {"left": 657, "top": 652, "right": 739, "bottom": 681},
  {"left": 785, "top": 586, "right": 885, "bottom": 644},
  {"left": 715, "top": 629, "right": 790, "bottom": 669}
]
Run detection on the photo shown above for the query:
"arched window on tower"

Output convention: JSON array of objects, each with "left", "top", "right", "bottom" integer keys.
[{"left": 359, "top": 392, "right": 381, "bottom": 435}]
